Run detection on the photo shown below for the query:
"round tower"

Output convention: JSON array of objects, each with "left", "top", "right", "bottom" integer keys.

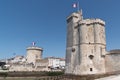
[{"left": 26, "top": 43, "right": 43, "bottom": 65}]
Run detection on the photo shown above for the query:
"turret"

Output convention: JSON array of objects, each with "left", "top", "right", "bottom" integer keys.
[{"left": 26, "top": 42, "right": 43, "bottom": 65}]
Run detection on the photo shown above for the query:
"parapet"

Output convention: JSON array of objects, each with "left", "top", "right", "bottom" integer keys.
[
  {"left": 67, "top": 11, "right": 83, "bottom": 23},
  {"left": 67, "top": 12, "right": 80, "bottom": 20},
  {"left": 109, "top": 49, "right": 120, "bottom": 54},
  {"left": 27, "top": 46, "right": 43, "bottom": 51},
  {"left": 79, "top": 19, "right": 105, "bottom": 26}
]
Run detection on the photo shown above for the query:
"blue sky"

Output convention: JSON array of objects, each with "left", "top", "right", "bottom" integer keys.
[{"left": 0, "top": 0, "right": 120, "bottom": 59}]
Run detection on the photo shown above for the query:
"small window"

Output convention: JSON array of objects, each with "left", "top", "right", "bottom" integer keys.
[
  {"left": 90, "top": 68, "right": 93, "bottom": 71},
  {"left": 89, "top": 55, "right": 94, "bottom": 59},
  {"left": 72, "top": 48, "right": 75, "bottom": 52}
]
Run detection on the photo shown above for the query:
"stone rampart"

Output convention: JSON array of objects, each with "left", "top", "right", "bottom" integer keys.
[
  {"left": 105, "top": 53, "right": 120, "bottom": 73},
  {"left": 79, "top": 19, "right": 105, "bottom": 26}
]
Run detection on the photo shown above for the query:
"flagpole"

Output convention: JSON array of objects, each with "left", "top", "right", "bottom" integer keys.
[
  {"left": 76, "top": 1, "right": 83, "bottom": 20},
  {"left": 77, "top": 1, "right": 80, "bottom": 12}
]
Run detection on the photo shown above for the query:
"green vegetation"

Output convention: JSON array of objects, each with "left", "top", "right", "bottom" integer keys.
[
  {"left": 0, "top": 78, "right": 37, "bottom": 80},
  {"left": 46, "top": 71, "right": 64, "bottom": 76},
  {"left": 0, "top": 71, "right": 119, "bottom": 80},
  {"left": 0, "top": 71, "right": 64, "bottom": 80},
  {"left": 0, "top": 71, "right": 64, "bottom": 77},
  {"left": 0, "top": 72, "right": 8, "bottom": 77}
]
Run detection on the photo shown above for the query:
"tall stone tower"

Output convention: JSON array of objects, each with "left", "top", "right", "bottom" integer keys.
[
  {"left": 65, "top": 10, "right": 106, "bottom": 75},
  {"left": 26, "top": 43, "right": 43, "bottom": 65}
]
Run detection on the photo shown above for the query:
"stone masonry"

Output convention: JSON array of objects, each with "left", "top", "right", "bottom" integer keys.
[
  {"left": 65, "top": 10, "right": 106, "bottom": 75},
  {"left": 26, "top": 46, "right": 43, "bottom": 65}
]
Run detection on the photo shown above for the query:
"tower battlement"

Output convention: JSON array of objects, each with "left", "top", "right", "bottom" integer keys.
[
  {"left": 79, "top": 19, "right": 105, "bottom": 26},
  {"left": 67, "top": 12, "right": 80, "bottom": 20},
  {"left": 67, "top": 11, "right": 83, "bottom": 23},
  {"left": 27, "top": 46, "right": 43, "bottom": 51}
]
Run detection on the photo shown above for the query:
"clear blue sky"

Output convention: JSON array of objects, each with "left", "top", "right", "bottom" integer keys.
[{"left": 0, "top": 0, "right": 120, "bottom": 59}]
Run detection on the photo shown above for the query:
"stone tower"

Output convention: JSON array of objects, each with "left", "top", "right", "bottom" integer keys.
[
  {"left": 65, "top": 10, "right": 106, "bottom": 75},
  {"left": 26, "top": 44, "right": 43, "bottom": 65}
]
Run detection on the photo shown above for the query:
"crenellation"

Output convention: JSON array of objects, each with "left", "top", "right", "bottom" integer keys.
[
  {"left": 79, "top": 19, "right": 105, "bottom": 26},
  {"left": 27, "top": 47, "right": 43, "bottom": 51},
  {"left": 67, "top": 12, "right": 80, "bottom": 20}
]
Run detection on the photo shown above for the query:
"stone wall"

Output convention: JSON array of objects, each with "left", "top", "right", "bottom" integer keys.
[
  {"left": 105, "top": 53, "right": 120, "bottom": 73},
  {"left": 9, "top": 63, "right": 34, "bottom": 71}
]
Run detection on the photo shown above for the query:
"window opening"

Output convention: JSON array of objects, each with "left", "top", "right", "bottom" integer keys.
[
  {"left": 89, "top": 55, "right": 94, "bottom": 59},
  {"left": 90, "top": 68, "right": 93, "bottom": 71},
  {"left": 72, "top": 48, "right": 75, "bottom": 52}
]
